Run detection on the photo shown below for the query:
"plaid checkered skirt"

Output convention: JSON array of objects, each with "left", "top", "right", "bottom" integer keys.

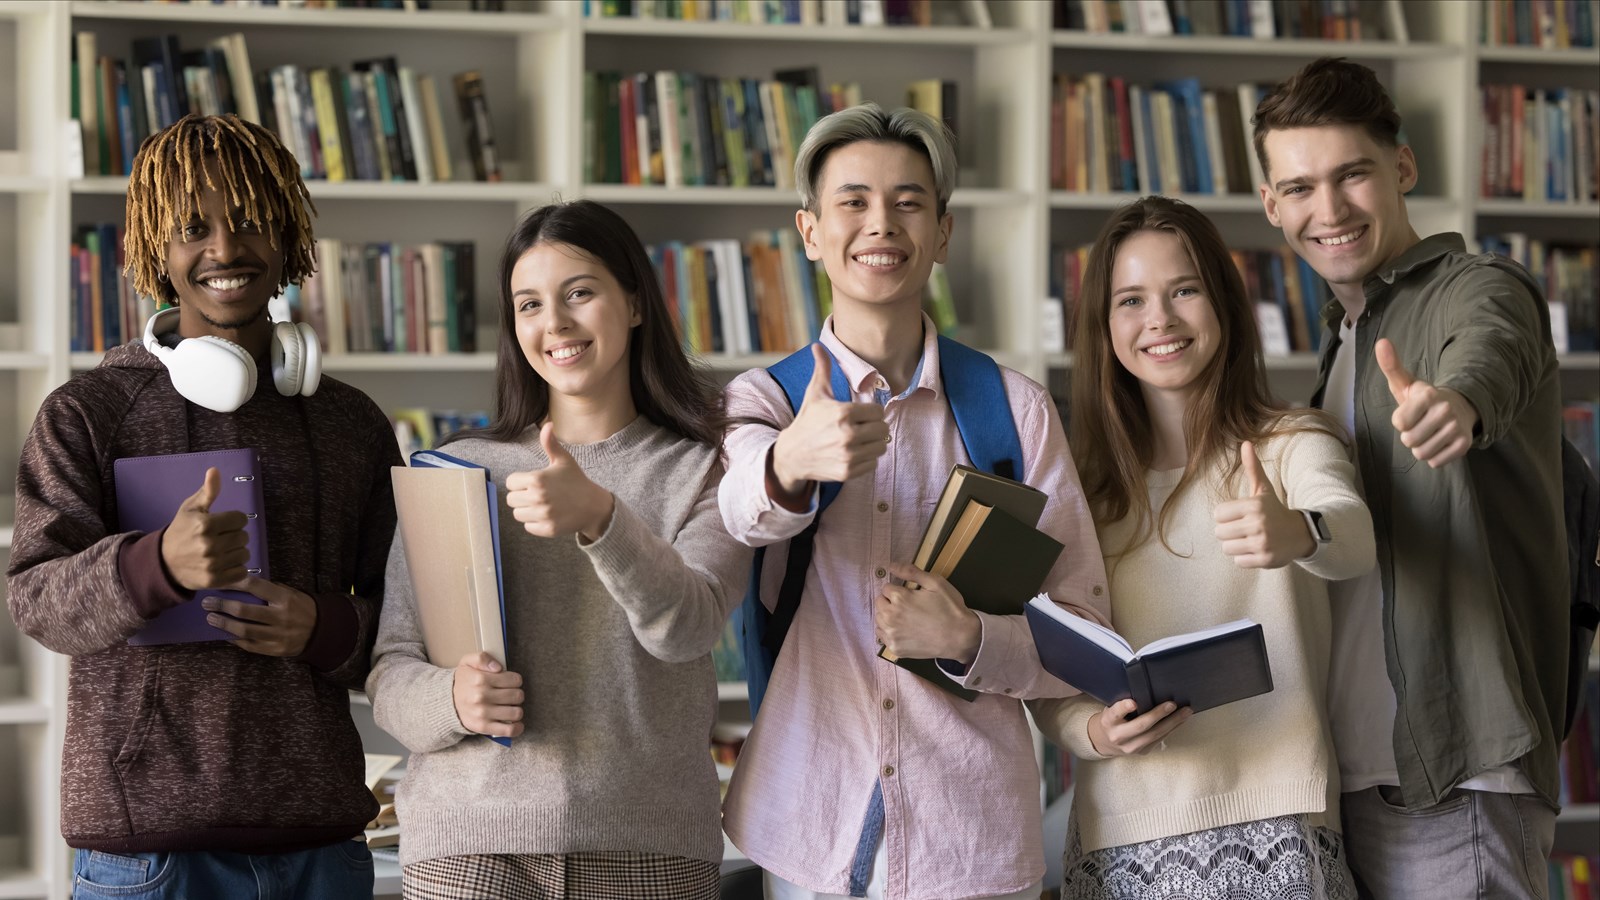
[{"left": 401, "top": 851, "right": 720, "bottom": 900}]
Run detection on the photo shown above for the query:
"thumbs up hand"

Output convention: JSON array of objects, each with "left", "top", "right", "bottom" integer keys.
[
  {"left": 1213, "top": 441, "right": 1315, "bottom": 569},
  {"left": 770, "top": 343, "right": 890, "bottom": 498},
  {"left": 505, "top": 423, "right": 616, "bottom": 541},
  {"left": 160, "top": 466, "right": 252, "bottom": 590},
  {"left": 1376, "top": 338, "right": 1478, "bottom": 468}
]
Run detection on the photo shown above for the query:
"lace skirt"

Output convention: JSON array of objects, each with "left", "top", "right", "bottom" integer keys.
[{"left": 1060, "top": 813, "right": 1356, "bottom": 900}]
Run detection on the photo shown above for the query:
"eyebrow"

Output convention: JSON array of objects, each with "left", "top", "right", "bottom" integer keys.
[
  {"left": 1112, "top": 274, "right": 1200, "bottom": 296},
  {"left": 1272, "top": 157, "right": 1376, "bottom": 192},
  {"left": 512, "top": 273, "right": 598, "bottom": 299},
  {"left": 833, "top": 182, "right": 930, "bottom": 196}
]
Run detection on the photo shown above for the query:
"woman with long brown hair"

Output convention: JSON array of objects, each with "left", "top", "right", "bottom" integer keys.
[
  {"left": 367, "top": 200, "right": 751, "bottom": 899},
  {"left": 1031, "top": 196, "right": 1374, "bottom": 899}
]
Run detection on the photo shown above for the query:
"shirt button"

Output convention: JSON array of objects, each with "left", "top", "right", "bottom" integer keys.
[
  {"left": 883, "top": 765, "right": 895, "bottom": 777},
  {"left": 883, "top": 699, "right": 894, "bottom": 710},
  {"left": 876, "top": 567, "right": 886, "bottom": 578},
  {"left": 1093, "top": 585, "right": 1104, "bottom": 597},
  {"left": 876, "top": 378, "right": 887, "bottom": 390},
  {"left": 877, "top": 501, "right": 889, "bottom": 512},
  {"left": 885, "top": 434, "right": 893, "bottom": 444}
]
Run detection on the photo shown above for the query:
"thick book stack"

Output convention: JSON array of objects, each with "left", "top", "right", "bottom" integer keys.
[
  {"left": 1479, "top": 235, "right": 1598, "bottom": 352},
  {"left": 584, "top": 0, "right": 993, "bottom": 27},
  {"left": 1478, "top": 86, "right": 1599, "bottom": 204},
  {"left": 1050, "top": 241, "right": 1332, "bottom": 356},
  {"left": 1050, "top": 74, "right": 1268, "bottom": 197},
  {"left": 68, "top": 223, "right": 157, "bottom": 353},
  {"left": 1053, "top": 0, "right": 1407, "bottom": 40},
  {"left": 1481, "top": 0, "right": 1599, "bottom": 48},
  {"left": 390, "top": 408, "right": 490, "bottom": 458},
  {"left": 70, "top": 30, "right": 500, "bottom": 183},
  {"left": 585, "top": 69, "right": 861, "bottom": 188},
  {"left": 297, "top": 239, "right": 477, "bottom": 355},
  {"left": 645, "top": 230, "right": 830, "bottom": 355}
]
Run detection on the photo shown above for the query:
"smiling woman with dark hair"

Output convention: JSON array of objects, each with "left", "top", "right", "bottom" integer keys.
[{"left": 366, "top": 199, "right": 751, "bottom": 900}]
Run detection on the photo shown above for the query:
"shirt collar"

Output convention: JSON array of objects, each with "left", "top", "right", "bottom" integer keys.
[
  {"left": 1323, "top": 232, "right": 1466, "bottom": 327},
  {"left": 817, "top": 313, "right": 941, "bottom": 400}
]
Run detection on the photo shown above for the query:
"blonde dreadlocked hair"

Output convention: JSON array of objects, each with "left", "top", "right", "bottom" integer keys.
[{"left": 125, "top": 114, "right": 317, "bottom": 304}]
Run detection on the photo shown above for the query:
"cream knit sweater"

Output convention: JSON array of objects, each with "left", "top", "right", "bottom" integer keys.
[{"left": 1031, "top": 425, "right": 1375, "bottom": 852}]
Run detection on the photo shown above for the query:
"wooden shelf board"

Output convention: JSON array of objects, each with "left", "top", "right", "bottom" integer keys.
[
  {"left": 69, "top": 1, "right": 560, "bottom": 33},
  {"left": 1049, "top": 32, "right": 1457, "bottom": 59},
  {"left": 584, "top": 18, "right": 1030, "bottom": 46}
]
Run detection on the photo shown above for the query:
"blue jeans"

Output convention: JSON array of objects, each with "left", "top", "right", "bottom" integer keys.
[{"left": 72, "top": 841, "right": 374, "bottom": 900}]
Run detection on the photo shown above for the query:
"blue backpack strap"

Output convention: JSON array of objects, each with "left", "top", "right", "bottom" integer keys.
[
  {"left": 741, "top": 344, "right": 850, "bottom": 717},
  {"left": 937, "top": 336, "right": 1024, "bottom": 480}
]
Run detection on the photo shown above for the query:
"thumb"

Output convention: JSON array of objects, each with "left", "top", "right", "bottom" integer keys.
[
  {"left": 804, "top": 343, "right": 834, "bottom": 404},
  {"left": 1241, "top": 441, "right": 1269, "bottom": 497},
  {"left": 1375, "top": 339, "right": 1415, "bottom": 402},
  {"left": 539, "top": 422, "right": 574, "bottom": 468},
  {"left": 183, "top": 467, "right": 221, "bottom": 514}
]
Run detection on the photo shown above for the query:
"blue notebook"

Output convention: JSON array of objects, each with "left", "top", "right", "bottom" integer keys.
[{"left": 113, "top": 447, "right": 268, "bottom": 645}]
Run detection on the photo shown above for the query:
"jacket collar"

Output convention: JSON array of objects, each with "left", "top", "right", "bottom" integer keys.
[{"left": 1321, "top": 233, "right": 1466, "bottom": 329}]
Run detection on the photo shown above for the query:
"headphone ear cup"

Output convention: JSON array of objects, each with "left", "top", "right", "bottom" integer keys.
[
  {"left": 167, "top": 336, "right": 257, "bottom": 413},
  {"left": 295, "top": 321, "right": 322, "bottom": 396},
  {"left": 271, "top": 321, "right": 304, "bottom": 397}
]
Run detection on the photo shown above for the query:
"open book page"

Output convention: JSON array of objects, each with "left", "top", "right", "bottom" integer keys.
[
  {"left": 409, "top": 449, "right": 480, "bottom": 469},
  {"left": 1026, "top": 594, "right": 1133, "bottom": 661},
  {"left": 364, "top": 753, "right": 402, "bottom": 790},
  {"left": 1136, "top": 619, "right": 1258, "bottom": 658}
]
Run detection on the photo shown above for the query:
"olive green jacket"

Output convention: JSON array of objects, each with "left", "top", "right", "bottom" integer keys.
[{"left": 1311, "top": 233, "right": 1568, "bottom": 809}]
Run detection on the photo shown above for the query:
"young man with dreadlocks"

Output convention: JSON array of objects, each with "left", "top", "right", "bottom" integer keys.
[{"left": 6, "top": 114, "right": 399, "bottom": 898}]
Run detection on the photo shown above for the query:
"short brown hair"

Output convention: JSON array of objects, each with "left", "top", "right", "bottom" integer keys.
[
  {"left": 1252, "top": 57, "right": 1402, "bottom": 180},
  {"left": 125, "top": 114, "right": 316, "bottom": 304}
]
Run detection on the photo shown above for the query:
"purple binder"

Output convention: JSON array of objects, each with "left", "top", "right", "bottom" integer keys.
[{"left": 113, "top": 448, "right": 269, "bottom": 645}]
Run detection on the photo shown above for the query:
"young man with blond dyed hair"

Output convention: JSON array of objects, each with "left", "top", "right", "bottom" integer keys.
[
  {"left": 718, "top": 103, "right": 1110, "bottom": 899},
  {"left": 1256, "top": 57, "right": 1568, "bottom": 900}
]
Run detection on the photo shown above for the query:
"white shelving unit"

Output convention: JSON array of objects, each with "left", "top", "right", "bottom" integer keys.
[{"left": 0, "top": 2, "right": 1595, "bottom": 897}]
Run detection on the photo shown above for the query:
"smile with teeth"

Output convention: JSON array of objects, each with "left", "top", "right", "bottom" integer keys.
[
  {"left": 1144, "top": 339, "right": 1191, "bottom": 357},
  {"left": 201, "top": 274, "right": 256, "bottom": 290},
  {"left": 548, "top": 342, "right": 590, "bottom": 360},
  {"left": 1313, "top": 227, "right": 1365, "bottom": 246},
  {"left": 853, "top": 252, "right": 905, "bottom": 267}
]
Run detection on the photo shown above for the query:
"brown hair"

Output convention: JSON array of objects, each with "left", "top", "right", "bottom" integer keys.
[
  {"left": 444, "top": 199, "right": 727, "bottom": 451},
  {"left": 1252, "top": 57, "right": 1402, "bottom": 181},
  {"left": 125, "top": 114, "right": 317, "bottom": 303},
  {"left": 1070, "top": 196, "right": 1338, "bottom": 556}
]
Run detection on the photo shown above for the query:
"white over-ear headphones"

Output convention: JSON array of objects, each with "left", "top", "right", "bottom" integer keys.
[{"left": 142, "top": 306, "right": 322, "bottom": 413}]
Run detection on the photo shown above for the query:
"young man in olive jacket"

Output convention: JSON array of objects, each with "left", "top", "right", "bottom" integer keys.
[{"left": 1256, "top": 58, "right": 1568, "bottom": 900}]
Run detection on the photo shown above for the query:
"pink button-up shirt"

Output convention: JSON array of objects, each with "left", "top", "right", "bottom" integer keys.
[{"left": 719, "top": 317, "right": 1110, "bottom": 900}]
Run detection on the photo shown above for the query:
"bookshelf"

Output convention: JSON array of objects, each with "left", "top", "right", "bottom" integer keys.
[{"left": 0, "top": 2, "right": 1594, "bottom": 897}]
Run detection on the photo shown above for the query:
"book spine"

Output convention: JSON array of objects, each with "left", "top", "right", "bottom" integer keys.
[{"left": 1126, "top": 659, "right": 1155, "bottom": 713}]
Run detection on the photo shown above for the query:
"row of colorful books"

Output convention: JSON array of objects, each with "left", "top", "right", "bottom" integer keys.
[
  {"left": 1567, "top": 402, "right": 1600, "bottom": 480},
  {"left": 1051, "top": 74, "right": 1267, "bottom": 198},
  {"left": 1482, "top": 0, "right": 1599, "bottom": 49},
  {"left": 295, "top": 239, "right": 480, "bottom": 355},
  {"left": 70, "top": 29, "right": 500, "bottom": 183},
  {"left": 1479, "top": 86, "right": 1599, "bottom": 205},
  {"left": 390, "top": 407, "right": 490, "bottom": 458},
  {"left": 1041, "top": 741, "right": 1073, "bottom": 806},
  {"left": 68, "top": 224, "right": 157, "bottom": 354},
  {"left": 584, "top": 0, "right": 994, "bottom": 27},
  {"left": 1050, "top": 241, "right": 1332, "bottom": 356},
  {"left": 585, "top": 70, "right": 855, "bottom": 189},
  {"left": 645, "top": 231, "right": 830, "bottom": 356},
  {"left": 1053, "top": 0, "right": 1408, "bottom": 41},
  {"left": 1479, "top": 236, "right": 1598, "bottom": 352},
  {"left": 1550, "top": 854, "right": 1598, "bottom": 900}
]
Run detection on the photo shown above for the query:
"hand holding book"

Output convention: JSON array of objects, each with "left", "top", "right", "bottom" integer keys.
[
  {"left": 452, "top": 650, "right": 525, "bottom": 741},
  {"left": 200, "top": 575, "right": 317, "bottom": 658},
  {"left": 1086, "top": 698, "right": 1192, "bottom": 757},
  {"left": 873, "top": 562, "right": 982, "bottom": 663}
]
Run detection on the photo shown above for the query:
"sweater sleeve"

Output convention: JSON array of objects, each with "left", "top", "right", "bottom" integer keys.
[
  {"left": 1274, "top": 427, "right": 1376, "bottom": 583},
  {"left": 1028, "top": 694, "right": 1114, "bottom": 761},
  {"left": 7, "top": 387, "right": 176, "bottom": 654},
  {"left": 583, "top": 462, "right": 754, "bottom": 664},
  {"left": 297, "top": 404, "right": 401, "bottom": 688},
  {"left": 366, "top": 533, "right": 472, "bottom": 755}
]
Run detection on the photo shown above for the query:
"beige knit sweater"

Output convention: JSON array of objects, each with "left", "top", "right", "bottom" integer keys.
[
  {"left": 1030, "top": 425, "right": 1375, "bottom": 852},
  {"left": 367, "top": 417, "right": 752, "bottom": 866}
]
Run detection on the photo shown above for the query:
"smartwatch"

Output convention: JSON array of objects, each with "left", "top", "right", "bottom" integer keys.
[{"left": 1300, "top": 509, "right": 1332, "bottom": 545}]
